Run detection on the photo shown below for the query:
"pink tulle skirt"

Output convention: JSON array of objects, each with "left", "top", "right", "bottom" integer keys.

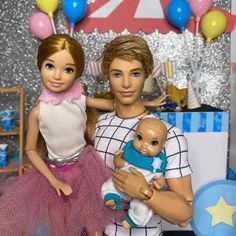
[{"left": 0, "top": 145, "right": 123, "bottom": 236}]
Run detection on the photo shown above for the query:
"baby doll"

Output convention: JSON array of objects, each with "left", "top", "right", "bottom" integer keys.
[{"left": 101, "top": 117, "right": 167, "bottom": 229}]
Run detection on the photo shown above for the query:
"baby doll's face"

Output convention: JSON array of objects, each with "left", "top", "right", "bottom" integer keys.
[
  {"left": 133, "top": 120, "right": 166, "bottom": 157},
  {"left": 40, "top": 50, "right": 77, "bottom": 93}
]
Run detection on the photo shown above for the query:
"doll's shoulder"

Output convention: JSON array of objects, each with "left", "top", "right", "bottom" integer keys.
[
  {"left": 97, "top": 111, "right": 116, "bottom": 124},
  {"left": 28, "top": 104, "right": 40, "bottom": 122}
]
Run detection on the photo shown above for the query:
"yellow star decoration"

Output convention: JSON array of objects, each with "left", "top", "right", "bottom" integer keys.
[{"left": 205, "top": 196, "right": 236, "bottom": 227}]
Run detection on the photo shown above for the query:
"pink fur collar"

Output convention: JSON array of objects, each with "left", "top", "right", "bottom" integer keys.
[{"left": 39, "top": 82, "right": 84, "bottom": 105}]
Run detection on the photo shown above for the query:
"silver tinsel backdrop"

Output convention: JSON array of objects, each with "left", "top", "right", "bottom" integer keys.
[{"left": 0, "top": 0, "right": 231, "bottom": 151}]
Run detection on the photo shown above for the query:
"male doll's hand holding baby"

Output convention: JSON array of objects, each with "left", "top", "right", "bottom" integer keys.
[{"left": 112, "top": 167, "right": 149, "bottom": 200}]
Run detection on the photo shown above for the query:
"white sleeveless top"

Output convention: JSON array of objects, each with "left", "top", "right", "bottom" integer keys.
[{"left": 39, "top": 95, "right": 87, "bottom": 165}]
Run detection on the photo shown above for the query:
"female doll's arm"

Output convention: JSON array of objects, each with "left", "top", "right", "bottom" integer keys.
[
  {"left": 86, "top": 96, "right": 114, "bottom": 111},
  {"left": 143, "top": 94, "right": 168, "bottom": 107},
  {"left": 86, "top": 94, "right": 168, "bottom": 111},
  {"left": 25, "top": 105, "right": 73, "bottom": 196}
]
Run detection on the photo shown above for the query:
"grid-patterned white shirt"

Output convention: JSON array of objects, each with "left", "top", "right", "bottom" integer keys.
[{"left": 94, "top": 112, "right": 192, "bottom": 236}]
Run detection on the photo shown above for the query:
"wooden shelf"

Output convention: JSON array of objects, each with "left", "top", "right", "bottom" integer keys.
[
  {"left": 0, "top": 87, "right": 25, "bottom": 175},
  {"left": 0, "top": 127, "right": 19, "bottom": 136},
  {"left": 0, "top": 159, "right": 19, "bottom": 173}
]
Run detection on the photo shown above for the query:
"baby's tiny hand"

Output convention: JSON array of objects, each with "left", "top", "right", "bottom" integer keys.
[
  {"left": 114, "top": 149, "right": 123, "bottom": 157},
  {"left": 114, "top": 150, "right": 125, "bottom": 168}
]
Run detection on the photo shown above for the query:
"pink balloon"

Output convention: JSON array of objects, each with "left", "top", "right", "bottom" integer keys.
[
  {"left": 29, "top": 12, "right": 53, "bottom": 40},
  {"left": 189, "top": 0, "right": 212, "bottom": 21}
]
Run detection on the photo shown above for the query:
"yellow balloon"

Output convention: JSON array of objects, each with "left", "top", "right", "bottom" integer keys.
[
  {"left": 35, "top": 0, "right": 60, "bottom": 17},
  {"left": 201, "top": 11, "right": 227, "bottom": 43}
]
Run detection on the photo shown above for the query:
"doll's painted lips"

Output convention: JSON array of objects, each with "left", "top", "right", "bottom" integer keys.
[
  {"left": 120, "top": 91, "right": 134, "bottom": 97},
  {"left": 51, "top": 82, "right": 62, "bottom": 87},
  {"left": 140, "top": 149, "right": 147, "bottom": 155}
]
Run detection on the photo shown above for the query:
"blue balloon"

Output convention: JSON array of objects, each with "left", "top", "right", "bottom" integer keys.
[
  {"left": 166, "top": 0, "right": 191, "bottom": 32},
  {"left": 63, "top": 0, "right": 87, "bottom": 28}
]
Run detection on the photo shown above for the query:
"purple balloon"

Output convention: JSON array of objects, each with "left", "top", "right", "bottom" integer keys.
[{"left": 29, "top": 12, "right": 53, "bottom": 40}]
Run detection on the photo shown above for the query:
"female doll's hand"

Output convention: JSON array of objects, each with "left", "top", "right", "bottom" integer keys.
[
  {"left": 145, "top": 95, "right": 169, "bottom": 107},
  {"left": 50, "top": 177, "right": 73, "bottom": 196},
  {"left": 153, "top": 94, "right": 168, "bottom": 106},
  {"left": 112, "top": 167, "right": 149, "bottom": 200}
]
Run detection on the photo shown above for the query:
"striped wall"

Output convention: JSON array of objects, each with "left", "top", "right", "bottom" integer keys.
[{"left": 155, "top": 112, "right": 229, "bottom": 133}]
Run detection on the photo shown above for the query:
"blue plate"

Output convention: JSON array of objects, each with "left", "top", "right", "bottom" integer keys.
[{"left": 190, "top": 180, "right": 236, "bottom": 236}]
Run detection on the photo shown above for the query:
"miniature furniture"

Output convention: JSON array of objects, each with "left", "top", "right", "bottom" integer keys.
[{"left": 0, "top": 87, "right": 25, "bottom": 175}]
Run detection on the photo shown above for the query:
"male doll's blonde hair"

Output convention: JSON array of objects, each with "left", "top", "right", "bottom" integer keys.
[{"left": 100, "top": 35, "right": 154, "bottom": 79}]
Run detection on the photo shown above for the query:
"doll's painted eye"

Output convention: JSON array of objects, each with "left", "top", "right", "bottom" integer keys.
[
  {"left": 45, "top": 63, "right": 54, "bottom": 70},
  {"left": 65, "top": 67, "right": 74, "bottom": 74},
  {"left": 151, "top": 140, "right": 158, "bottom": 146},
  {"left": 131, "top": 71, "right": 142, "bottom": 78},
  {"left": 112, "top": 72, "right": 121, "bottom": 78},
  {"left": 137, "top": 134, "right": 143, "bottom": 141}
]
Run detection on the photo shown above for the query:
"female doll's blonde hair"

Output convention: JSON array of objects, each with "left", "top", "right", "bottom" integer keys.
[
  {"left": 37, "top": 34, "right": 97, "bottom": 145},
  {"left": 37, "top": 34, "right": 84, "bottom": 77}
]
